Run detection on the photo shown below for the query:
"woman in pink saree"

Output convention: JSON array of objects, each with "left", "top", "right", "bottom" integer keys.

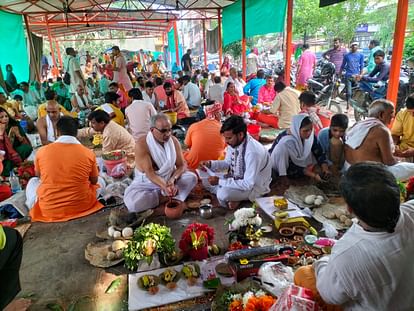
[{"left": 296, "top": 44, "right": 316, "bottom": 91}]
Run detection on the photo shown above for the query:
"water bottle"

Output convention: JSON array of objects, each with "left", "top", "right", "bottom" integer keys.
[
  {"left": 20, "top": 119, "right": 28, "bottom": 133},
  {"left": 79, "top": 110, "right": 85, "bottom": 127},
  {"left": 9, "top": 171, "right": 22, "bottom": 193}
]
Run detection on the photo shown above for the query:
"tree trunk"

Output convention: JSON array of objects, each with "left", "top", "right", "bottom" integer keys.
[{"left": 303, "top": 29, "right": 307, "bottom": 44}]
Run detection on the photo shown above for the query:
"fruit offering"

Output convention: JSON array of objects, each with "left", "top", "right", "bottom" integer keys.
[
  {"left": 137, "top": 275, "right": 160, "bottom": 295},
  {"left": 159, "top": 268, "right": 180, "bottom": 290},
  {"left": 181, "top": 263, "right": 200, "bottom": 286},
  {"left": 274, "top": 197, "right": 288, "bottom": 210}
]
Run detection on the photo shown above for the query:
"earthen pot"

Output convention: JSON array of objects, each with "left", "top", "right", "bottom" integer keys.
[{"left": 164, "top": 199, "right": 185, "bottom": 219}]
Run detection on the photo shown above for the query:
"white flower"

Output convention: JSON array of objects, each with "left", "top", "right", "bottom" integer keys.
[
  {"left": 231, "top": 293, "right": 242, "bottom": 301},
  {"left": 242, "top": 291, "right": 254, "bottom": 306},
  {"left": 231, "top": 208, "right": 262, "bottom": 230},
  {"left": 255, "top": 289, "right": 266, "bottom": 297}
]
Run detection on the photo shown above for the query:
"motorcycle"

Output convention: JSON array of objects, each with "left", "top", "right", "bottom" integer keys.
[
  {"left": 307, "top": 60, "right": 342, "bottom": 113},
  {"left": 350, "top": 80, "right": 387, "bottom": 121}
]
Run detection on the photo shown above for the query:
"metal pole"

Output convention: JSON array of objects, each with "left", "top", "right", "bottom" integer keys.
[
  {"left": 386, "top": 0, "right": 409, "bottom": 106},
  {"left": 218, "top": 9, "right": 223, "bottom": 68},
  {"left": 45, "top": 15, "right": 58, "bottom": 68},
  {"left": 203, "top": 20, "right": 208, "bottom": 69},
  {"left": 23, "top": 15, "right": 41, "bottom": 82},
  {"left": 173, "top": 21, "right": 180, "bottom": 67},
  {"left": 55, "top": 40, "right": 63, "bottom": 68},
  {"left": 241, "top": 0, "right": 246, "bottom": 81},
  {"left": 284, "top": 0, "right": 293, "bottom": 86}
]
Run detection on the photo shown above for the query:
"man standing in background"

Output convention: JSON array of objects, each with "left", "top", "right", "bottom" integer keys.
[
  {"left": 112, "top": 46, "right": 133, "bottom": 92},
  {"left": 322, "top": 38, "right": 347, "bottom": 75}
]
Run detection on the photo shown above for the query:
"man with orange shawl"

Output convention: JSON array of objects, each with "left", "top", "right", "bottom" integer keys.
[
  {"left": 26, "top": 116, "right": 105, "bottom": 222},
  {"left": 183, "top": 101, "right": 225, "bottom": 169}
]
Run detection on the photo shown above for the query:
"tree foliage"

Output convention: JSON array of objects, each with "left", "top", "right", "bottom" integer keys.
[{"left": 293, "top": 0, "right": 369, "bottom": 44}]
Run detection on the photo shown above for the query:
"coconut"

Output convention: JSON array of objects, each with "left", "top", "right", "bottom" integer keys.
[
  {"left": 122, "top": 227, "right": 133, "bottom": 238},
  {"left": 111, "top": 240, "right": 125, "bottom": 252},
  {"left": 304, "top": 195, "right": 316, "bottom": 204}
]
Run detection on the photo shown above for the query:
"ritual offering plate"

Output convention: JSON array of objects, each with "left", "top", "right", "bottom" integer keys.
[
  {"left": 181, "top": 263, "right": 201, "bottom": 286},
  {"left": 312, "top": 202, "right": 353, "bottom": 230},
  {"left": 84, "top": 241, "right": 125, "bottom": 268},
  {"left": 159, "top": 268, "right": 180, "bottom": 290},
  {"left": 284, "top": 185, "right": 328, "bottom": 208},
  {"left": 137, "top": 275, "right": 160, "bottom": 295}
]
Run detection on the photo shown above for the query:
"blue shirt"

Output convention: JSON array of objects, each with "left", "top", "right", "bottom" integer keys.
[
  {"left": 243, "top": 78, "right": 265, "bottom": 105},
  {"left": 340, "top": 52, "right": 364, "bottom": 77}
]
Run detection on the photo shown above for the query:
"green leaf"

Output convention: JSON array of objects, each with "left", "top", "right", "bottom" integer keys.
[
  {"left": 105, "top": 277, "right": 122, "bottom": 294},
  {"left": 46, "top": 303, "right": 64, "bottom": 311}
]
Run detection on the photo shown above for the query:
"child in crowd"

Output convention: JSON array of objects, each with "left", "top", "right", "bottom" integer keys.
[{"left": 317, "top": 113, "right": 349, "bottom": 173}]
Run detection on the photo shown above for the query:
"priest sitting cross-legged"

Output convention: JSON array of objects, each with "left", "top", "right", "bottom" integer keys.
[
  {"left": 124, "top": 113, "right": 197, "bottom": 213},
  {"left": 199, "top": 115, "right": 272, "bottom": 210},
  {"left": 26, "top": 116, "right": 105, "bottom": 222}
]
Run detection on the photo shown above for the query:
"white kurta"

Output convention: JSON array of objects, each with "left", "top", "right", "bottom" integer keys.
[
  {"left": 207, "top": 135, "right": 272, "bottom": 206},
  {"left": 314, "top": 201, "right": 414, "bottom": 310}
]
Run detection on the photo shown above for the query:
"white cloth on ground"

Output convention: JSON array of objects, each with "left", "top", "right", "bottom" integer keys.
[
  {"left": 206, "top": 134, "right": 272, "bottom": 206},
  {"left": 271, "top": 114, "right": 315, "bottom": 176},
  {"left": 314, "top": 200, "right": 414, "bottom": 310},
  {"left": 46, "top": 114, "right": 57, "bottom": 143}
]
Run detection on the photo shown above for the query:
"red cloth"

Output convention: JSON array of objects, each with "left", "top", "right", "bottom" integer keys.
[
  {"left": 223, "top": 92, "right": 249, "bottom": 116},
  {"left": 256, "top": 113, "right": 279, "bottom": 128},
  {"left": 0, "top": 133, "right": 22, "bottom": 166},
  {"left": 0, "top": 162, "right": 11, "bottom": 201}
]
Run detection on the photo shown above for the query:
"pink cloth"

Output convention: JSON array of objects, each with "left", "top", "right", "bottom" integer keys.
[
  {"left": 257, "top": 85, "right": 276, "bottom": 104},
  {"left": 154, "top": 85, "right": 167, "bottom": 103},
  {"left": 113, "top": 55, "right": 133, "bottom": 91},
  {"left": 296, "top": 50, "right": 316, "bottom": 86}
]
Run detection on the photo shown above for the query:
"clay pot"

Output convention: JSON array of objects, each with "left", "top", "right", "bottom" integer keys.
[{"left": 164, "top": 199, "right": 185, "bottom": 219}]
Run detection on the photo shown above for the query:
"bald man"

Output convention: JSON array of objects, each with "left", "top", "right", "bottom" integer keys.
[{"left": 37, "top": 100, "right": 61, "bottom": 145}]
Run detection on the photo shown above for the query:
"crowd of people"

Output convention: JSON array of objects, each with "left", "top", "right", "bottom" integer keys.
[{"left": 2, "top": 40, "right": 414, "bottom": 310}]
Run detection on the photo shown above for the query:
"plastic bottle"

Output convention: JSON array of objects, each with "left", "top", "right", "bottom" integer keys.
[
  {"left": 20, "top": 119, "right": 28, "bottom": 133},
  {"left": 9, "top": 171, "right": 22, "bottom": 193}
]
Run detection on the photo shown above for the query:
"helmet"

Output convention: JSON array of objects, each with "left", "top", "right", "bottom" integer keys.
[{"left": 320, "top": 62, "right": 336, "bottom": 77}]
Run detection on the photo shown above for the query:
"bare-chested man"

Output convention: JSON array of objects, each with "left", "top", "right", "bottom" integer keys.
[
  {"left": 345, "top": 99, "right": 414, "bottom": 180},
  {"left": 123, "top": 113, "right": 197, "bottom": 213},
  {"left": 36, "top": 101, "right": 60, "bottom": 145}
]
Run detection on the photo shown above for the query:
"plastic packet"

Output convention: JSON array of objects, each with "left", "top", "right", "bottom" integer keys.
[
  {"left": 321, "top": 222, "right": 338, "bottom": 239},
  {"left": 258, "top": 262, "right": 294, "bottom": 297}
]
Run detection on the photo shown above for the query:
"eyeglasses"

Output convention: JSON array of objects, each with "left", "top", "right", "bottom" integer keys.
[{"left": 154, "top": 127, "right": 172, "bottom": 134}]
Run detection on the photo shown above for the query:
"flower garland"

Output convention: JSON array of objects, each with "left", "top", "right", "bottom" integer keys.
[{"left": 179, "top": 223, "right": 215, "bottom": 254}]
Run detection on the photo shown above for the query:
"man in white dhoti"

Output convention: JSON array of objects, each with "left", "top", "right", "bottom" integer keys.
[
  {"left": 124, "top": 114, "right": 197, "bottom": 213},
  {"left": 200, "top": 116, "right": 272, "bottom": 209},
  {"left": 344, "top": 99, "right": 414, "bottom": 181}
]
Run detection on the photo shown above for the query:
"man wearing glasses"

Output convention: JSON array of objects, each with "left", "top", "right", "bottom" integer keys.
[{"left": 124, "top": 113, "right": 197, "bottom": 213}]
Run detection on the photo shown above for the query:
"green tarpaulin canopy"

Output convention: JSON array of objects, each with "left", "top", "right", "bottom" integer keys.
[
  {"left": 0, "top": 11, "right": 29, "bottom": 83},
  {"left": 222, "top": 0, "right": 287, "bottom": 46}
]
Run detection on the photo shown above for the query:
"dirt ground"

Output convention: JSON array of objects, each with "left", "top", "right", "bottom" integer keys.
[
  {"left": 17, "top": 201, "right": 252, "bottom": 311},
  {"left": 15, "top": 175, "right": 304, "bottom": 311}
]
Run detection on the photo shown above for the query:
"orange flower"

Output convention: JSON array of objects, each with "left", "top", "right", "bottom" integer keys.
[
  {"left": 244, "top": 295, "right": 277, "bottom": 311},
  {"left": 229, "top": 300, "right": 243, "bottom": 311}
]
